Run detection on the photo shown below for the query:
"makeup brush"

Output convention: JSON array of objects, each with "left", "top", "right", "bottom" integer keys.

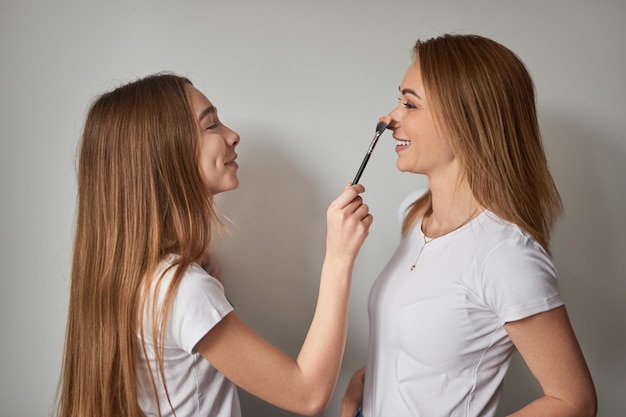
[{"left": 351, "top": 121, "right": 388, "bottom": 184}]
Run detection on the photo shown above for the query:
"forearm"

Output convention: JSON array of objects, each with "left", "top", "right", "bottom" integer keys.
[
  {"left": 340, "top": 367, "right": 366, "bottom": 417},
  {"left": 295, "top": 254, "right": 354, "bottom": 411},
  {"left": 508, "top": 395, "right": 597, "bottom": 417},
  {"left": 340, "top": 400, "right": 360, "bottom": 417},
  {"left": 198, "top": 185, "right": 370, "bottom": 415}
]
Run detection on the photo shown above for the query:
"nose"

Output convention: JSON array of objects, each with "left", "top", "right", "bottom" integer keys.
[
  {"left": 379, "top": 115, "right": 392, "bottom": 130},
  {"left": 223, "top": 124, "right": 240, "bottom": 147},
  {"left": 380, "top": 104, "right": 401, "bottom": 131}
]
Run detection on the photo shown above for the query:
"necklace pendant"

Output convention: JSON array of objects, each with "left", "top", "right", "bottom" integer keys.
[{"left": 410, "top": 264, "right": 416, "bottom": 271}]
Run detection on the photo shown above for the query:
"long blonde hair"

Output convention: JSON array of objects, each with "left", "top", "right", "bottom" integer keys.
[
  {"left": 56, "top": 73, "right": 220, "bottom": 417},
  {"left": 402, "top": 34, "right": 562, "bottom": 253}
]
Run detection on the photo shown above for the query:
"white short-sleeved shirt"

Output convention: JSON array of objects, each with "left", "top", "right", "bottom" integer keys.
[
  {"left": 136, "top": 256, "right": 241, "bottom": 417},
  {"left": 363, "top": 191, "right": 563, "bottom": 417}
]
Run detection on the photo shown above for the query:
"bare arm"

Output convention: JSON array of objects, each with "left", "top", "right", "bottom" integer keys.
[
  {"left": 505, "top": 306, "right": 597, "bottom": 417},
  {"left": 340, "top": 367, "right": 366, "bottom": 417},
  {"left": 196, "top": 184, "right": 372, "bottom": 416}
]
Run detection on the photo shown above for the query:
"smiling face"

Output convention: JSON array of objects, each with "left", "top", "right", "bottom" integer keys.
[
  {"left": 186, "top": 84, "right": 240, "bottom": 195},
  {"left": 387, "top": 62, "right": 457, "bottom": 179}
]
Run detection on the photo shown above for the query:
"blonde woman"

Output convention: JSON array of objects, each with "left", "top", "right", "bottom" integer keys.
[
  {"left": 56, "top": 73, "right": 372, "bottom": 417},
  {"left": 341, "top": 34, "right": 596, "bottom": 417}
]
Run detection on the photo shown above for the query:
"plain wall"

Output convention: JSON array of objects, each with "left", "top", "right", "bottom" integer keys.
[{"left": 1, "top": 0, "right": 624, "bottom": 415}]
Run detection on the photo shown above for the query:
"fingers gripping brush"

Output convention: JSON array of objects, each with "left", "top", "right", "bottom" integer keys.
[{"left": 351, "top": 121, "right": 388, "bottom": 184}]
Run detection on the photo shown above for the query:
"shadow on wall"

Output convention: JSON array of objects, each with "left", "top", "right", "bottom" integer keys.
[
  {"left": 210, "top": 116, "right": 626, "bottom": 415},
  {"left": 213, "top": 131, "right": 327, "bottom": 417},
  {"left": 497, "top": 113, "right": 626, "bottom": 416}
]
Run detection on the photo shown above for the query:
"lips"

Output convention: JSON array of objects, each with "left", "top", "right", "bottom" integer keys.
[{"left": 225, "top": 155, "right": 238, "bottom": 167}]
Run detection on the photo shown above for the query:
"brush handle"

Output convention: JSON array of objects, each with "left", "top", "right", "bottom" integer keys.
[
  {"left": 352, "top": 152, "right": 371, "bottom": 185},
  {"left": 351, "top": 122, "right": 387, "bottom": 184}
]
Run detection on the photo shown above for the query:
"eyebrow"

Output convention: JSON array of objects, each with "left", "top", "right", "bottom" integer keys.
[
  {"left": 399, "top": 87, "right": 423, "bottom": 100},
  {"left": 198, "top": 105, "right": 217, "bottom": 122}
]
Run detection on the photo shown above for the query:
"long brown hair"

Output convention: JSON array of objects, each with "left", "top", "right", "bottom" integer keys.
[
  {"left": 56, "top": 73, "right": 220, "bottom": 417},
  {"left": 402, "top": 34, "right": 562, "bottom": 253}
]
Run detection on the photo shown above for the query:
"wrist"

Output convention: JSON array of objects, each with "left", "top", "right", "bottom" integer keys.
[{"left": 324, "top": 249, "right": 357, "bottom": 270}]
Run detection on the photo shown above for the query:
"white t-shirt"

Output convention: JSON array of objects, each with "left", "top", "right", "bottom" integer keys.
[
  {"left": 136, "top": 256, "right": 241, "bottom": 417},
  {"left": 362, "top": 191, "right": 563, "bottom": 417}
]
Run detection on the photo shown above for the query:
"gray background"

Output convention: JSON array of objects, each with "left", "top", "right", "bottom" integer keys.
[{"left": 1, "top": 0, "right": 624, "bottom": 416}]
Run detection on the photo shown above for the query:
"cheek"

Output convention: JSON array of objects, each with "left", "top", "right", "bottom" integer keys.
[
  {"left": 198, "top": 162, "right": 213, "bottom": 188},
  {"left": 198, "top": 151, "right": 218, "bottom": 183},
  {"left": 401, "top": 113, "right": 421, "bottom": 140},
  {"left": 199, "top": 142, "right": 221, "bottom": 167},
  {"left": 403, "top": 114, "right": 443, "bottom": 147}
]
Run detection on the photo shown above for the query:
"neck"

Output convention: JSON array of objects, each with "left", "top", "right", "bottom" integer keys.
[{"left": 425, "top": 175, "right": 481, "bottom": 237}]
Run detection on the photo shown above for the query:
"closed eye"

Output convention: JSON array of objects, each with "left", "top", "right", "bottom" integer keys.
[{"left": 398, "top": 97, "right": 417, "bottom": 109}]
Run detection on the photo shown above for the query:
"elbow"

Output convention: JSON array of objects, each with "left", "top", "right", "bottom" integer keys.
[
  {"left": 577, "top": 385, "right": 598, "bottom": 417},
  {"left": 298, "top": 389, "right": 332, "bottom": 417},
  {"left": 574, "top": 401, "right": 597, "bottom": 417},
  {"left": 564, "top": 389, "right": 597, "bottom": 417},
  {"left": 582, "top": 395, "right": 598, "bottom": 417},
  {"left": 302, "top": 405, "right": 326, "bottom": 417},
  {"left": 300, "top": 398, "right": 329, "bottom": 417}
]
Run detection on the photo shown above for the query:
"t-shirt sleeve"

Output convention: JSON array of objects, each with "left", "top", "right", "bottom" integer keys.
[
  {"left": 481, "top": 236, "right": 564, "bottom": 324},
  {"left": 167, "top": 264, "right": 234, "bottom": 353}
]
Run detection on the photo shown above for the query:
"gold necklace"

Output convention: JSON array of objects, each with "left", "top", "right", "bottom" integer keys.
[{"left": 410, "top": 208, "right": 479, "bottom": 271}]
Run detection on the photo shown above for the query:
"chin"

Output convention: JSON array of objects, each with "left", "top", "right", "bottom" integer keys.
[
  {"left": 208, "top": 181, "right": 239, "bottom": 195},
  {"left": 226, "top": 179, "right": 240, "bottom": 192},
  {"left": 396, "top": 161, "right": 412, "bottom": 173}
]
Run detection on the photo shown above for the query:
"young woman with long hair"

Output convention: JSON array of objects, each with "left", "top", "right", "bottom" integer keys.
[
  {"left": 56, "top": 73, "right": 373, "bottom": 417},
  {"left": 340, "top": 34, "right": 597, "bottom": 417}
]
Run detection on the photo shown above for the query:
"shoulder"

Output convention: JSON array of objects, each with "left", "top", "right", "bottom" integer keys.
[
  {"left": 158, "top": 257, "right": 234, "bottom": 352},
  {"left": 151, "top": 255, "right": 228, "bottom": 305},
  {"left": 174, "top": 261, "right": 227, "bottom": 300},
  {"left": 475, "top": 211, "right": 552, "bottom": 264},
  {"left": 468, "top": 212, "right": 562, "bottom": 320},
  {"left": 473, "top": 211, "right": 559, "bottom": 291}
]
